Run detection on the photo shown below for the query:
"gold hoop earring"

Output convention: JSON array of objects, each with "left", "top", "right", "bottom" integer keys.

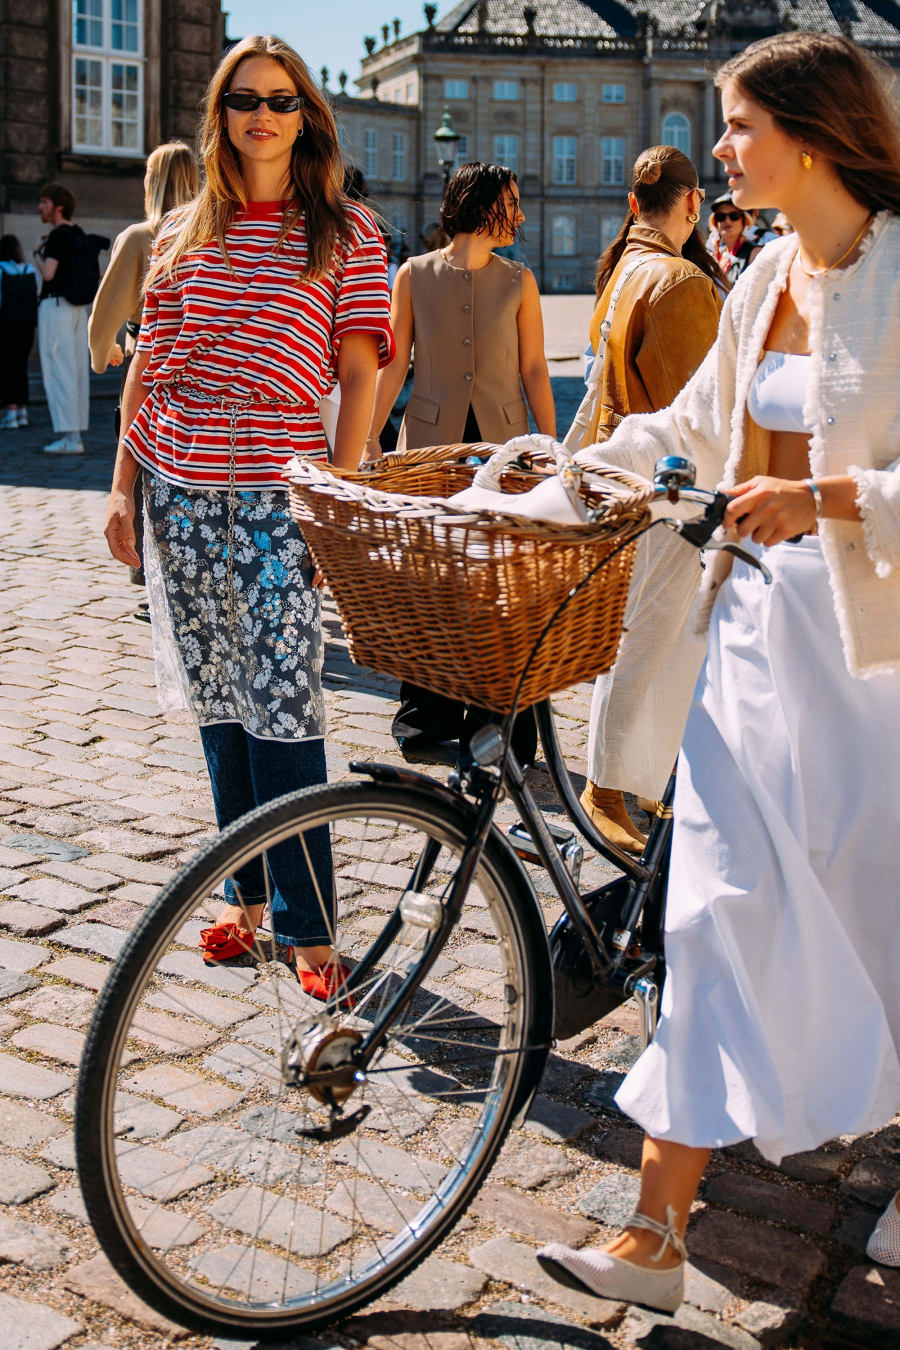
[
  {"left": 801, "top": 150, "right": 813, "bottom": 170},
  {"left": 687, "top": 212, "right": 700, "bottom": 224}
]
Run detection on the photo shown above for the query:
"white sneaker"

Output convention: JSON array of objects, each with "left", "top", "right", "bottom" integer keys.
[
  {"left": 537, "top": 1206, "right": 687, "bottom": 1314},
  {"left": 16, "top": 409, "right": 27, "bottom": 427},
  {"left": 44, "top": 433, "right": 84, "bottom": 455},
  {"left": 867, "top": 1189, "right": 900, "bottom": 1266},
  {"left": 0, "top": 411, "right": 17, "bottom": 430}
]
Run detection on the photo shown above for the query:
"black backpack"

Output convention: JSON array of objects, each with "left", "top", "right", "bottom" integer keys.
[
  {"left": 59, "top": 224, "right": 110, "bottom": 306},
  {"left": 0, "top": 266, "right": 38, "bottom": 326}
]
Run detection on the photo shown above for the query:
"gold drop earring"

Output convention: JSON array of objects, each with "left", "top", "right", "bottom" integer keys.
[{"left": 801, "top": 150, "right": 813, "bottom": 170}]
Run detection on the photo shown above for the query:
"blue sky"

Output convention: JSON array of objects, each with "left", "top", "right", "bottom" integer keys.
[{"left": 223, "top": 1, "right": 451, "bottom": 93}]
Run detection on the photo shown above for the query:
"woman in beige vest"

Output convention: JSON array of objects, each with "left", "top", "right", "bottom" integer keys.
[{"left": 368, "top": 162, "right": 555, "bottom": 759}]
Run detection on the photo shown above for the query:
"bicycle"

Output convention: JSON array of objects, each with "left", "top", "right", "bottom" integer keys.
[{"left": 75, "top": 455, "right": 769, "bottom": 1336}]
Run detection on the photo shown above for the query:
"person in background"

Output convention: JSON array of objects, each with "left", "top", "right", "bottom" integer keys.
[
  {"left": 771, "top": 211, "right": 793, "bottom": 236},
  {"left": 369, "top": 162, "right": 555, "bottom": 765},
  {"left": 420, "top": 221, "right": 448, "bottom": 253},
  {"left": 89, "top": 142, "right": 199, "bottom": 611},
  {"left": 384, "top": 235, "right": 399, "bottom": 289},
  {"left": 0, "top": 236, "right": 39, "bottom": 430},
  {"left": 103, "top": 33, "right": 393, "bottom": 999},
  {"left": 706, "top": 191, "right": 755, "bottom": 282},
  {"left": 567, "top": 146, "right": 723, "bottom": 852},
  {"left": 33, "top": 183, "right": 103, "bottom": 455}
]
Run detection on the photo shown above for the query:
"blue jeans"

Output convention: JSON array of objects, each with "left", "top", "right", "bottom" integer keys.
[{"left": 198, "top": 723, "right": 334, "bottom": 947}]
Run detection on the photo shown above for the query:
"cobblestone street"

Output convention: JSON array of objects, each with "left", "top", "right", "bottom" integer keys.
[{"left": 0, "top": 387, "right": 896, "bottom": 1350}]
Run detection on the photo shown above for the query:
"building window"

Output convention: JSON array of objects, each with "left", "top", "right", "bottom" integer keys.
[
  {"left": 552, "top": 136, "right": 577, "bottom": 185},
  {"left": 661, "top": 112, "right": 691, "bottom": 157},
  {"left": 552, "top": 273, "right": 577, "bottom": 292},
  {"left": 551, "top": 215, "right": 577, "bottom": 256},
  {"left": 406, "top": 80, "right": 415, "bottom": 103},
  {"left": 602, "top": 84, "right": 626, "bottom": 104},
  {"left": 364, "top": 129, "right": 378, "bottom": 177},
  {"left": 553, "top": 82, "right": 577, "bottom": 102},
  {"left": 601, "top": 136, "right": 625, "bottom": 186},
  {"left": 444, "top": 79, "right": 468, "bottom": 99},
  {"left": 493, "top": 134, "right": 518, "bottom": 174},
  {"left": 493, "top": 80, "right": 519, "bottom": 101},
  {"left": 601, "top": 215, "right": 622, "bottom": 251},
  {"left": 73, "top": 0, "right": 144, "bottom": 154},
  {"left": 455, "top": 134, "right": 470, "bottom": 170},
  {"left": 392, "top": 131, "right": 407, "bottom": 181}
]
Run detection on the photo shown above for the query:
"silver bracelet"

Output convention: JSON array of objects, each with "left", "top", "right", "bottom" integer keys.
[{"left": 804, "top": 477, "right": 823, "bottom": 519}]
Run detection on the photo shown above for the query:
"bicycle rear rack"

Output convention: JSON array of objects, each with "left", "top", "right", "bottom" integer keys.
[{"left": 507, "top": 819, "right": 584, "bottom": 889}]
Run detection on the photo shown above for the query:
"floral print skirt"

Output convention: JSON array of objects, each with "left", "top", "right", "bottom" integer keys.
[{"left": 143, "top": 474, "right": 326, "bottom": 741}]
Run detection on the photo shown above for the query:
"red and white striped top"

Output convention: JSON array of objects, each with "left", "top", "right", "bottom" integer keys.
[{"left": 125, "top": 199, "right": 394, "bottom": 490}]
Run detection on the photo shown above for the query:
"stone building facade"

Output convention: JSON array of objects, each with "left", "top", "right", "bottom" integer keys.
[
  {"left": 341, "top": 0, "right": 900, "bottom": 291},
  {"left": 0, "top": 0, "right": 224, "bottom": 258}
]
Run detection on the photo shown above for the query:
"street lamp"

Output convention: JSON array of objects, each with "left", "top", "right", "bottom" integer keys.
[{"left": 433, "top": 106, "right": 461, "bottom": 187}]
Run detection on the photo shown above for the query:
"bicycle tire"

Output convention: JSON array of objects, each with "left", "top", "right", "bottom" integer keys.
[{"left": 75, "top": 778, "right": 552, "bottom": 1337}]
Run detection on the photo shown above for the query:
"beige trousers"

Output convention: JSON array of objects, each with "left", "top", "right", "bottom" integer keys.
[{"left": 38, "top": 297, "right": 89, "bottom": 433}]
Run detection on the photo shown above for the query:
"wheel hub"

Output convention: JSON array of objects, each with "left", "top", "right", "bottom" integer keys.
[{"left": 280, "top": 1014, "right": 363, "bottom": 1105}]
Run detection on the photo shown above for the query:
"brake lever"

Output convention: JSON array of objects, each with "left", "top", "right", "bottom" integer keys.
[
  {"left": 668, "top": 490, "right": 729, "bottom": 548},
  {"left": 704, "top": 539, "right": 773, "bottom": 583}
]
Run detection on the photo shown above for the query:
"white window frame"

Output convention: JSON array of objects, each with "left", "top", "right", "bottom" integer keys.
[
  {"left": 364, "top": 128, "right": 378, "bottom": 178},
  {"left": 455, "top": 134, "right": 470, "bottom": 171},
  {"left": 493, "top": 80, "right": 519, "bottom": 101},
  {"left": 392, "top": 131, "right": 407, "bottom": 182},
  {"left": 553, "top": 82, "right": 577, "bottom": 103},
  {"left": 72, "top": 0, "right": 144, "bottom": 156},
  {"left": 406, "top": 80, "right": 415, "bottom": 103},
  {"left": 552, "top": 135, "right": 577, "bottom": 185},
  {"left": 602, "top": 83, "right": 626, "bottom": 104},
  {"left": 493, "top": 134, "right": 519, "bottom": 174},
  {"left": 551, "top": 214, "right": 577, "bottom": 257},
  {"left": 601, "top": 136, "right": 626, "bottom": 186},
  {"left": 444, "top": 78, "right": 469, "bottom": 100},
  {"left": 661, "top": 112, "right": 691, "bottom": 157},
  {"left": 601, "top": 215, "right": 621, "bottom": 251}
]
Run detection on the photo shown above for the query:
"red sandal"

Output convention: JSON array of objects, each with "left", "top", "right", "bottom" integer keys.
[
  {"left": 298, "top": 962, "right": 355, "bottom": 1008},
  {"left": 199, "top": 923, "right": 294, "bottom": 969}
]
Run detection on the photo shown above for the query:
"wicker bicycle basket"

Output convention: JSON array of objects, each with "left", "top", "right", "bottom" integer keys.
[{"left": 287, "top": 444, "right": 653, "bottom": 714}]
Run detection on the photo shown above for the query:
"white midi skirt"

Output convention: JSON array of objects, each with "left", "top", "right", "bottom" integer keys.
[{"left": 616, "top": 537, "right": 900, "bottom": 1163}]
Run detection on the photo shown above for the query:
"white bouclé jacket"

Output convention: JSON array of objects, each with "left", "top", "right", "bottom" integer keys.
[{"left": 584, "top": 210, "right": 900, "bottom": 678}]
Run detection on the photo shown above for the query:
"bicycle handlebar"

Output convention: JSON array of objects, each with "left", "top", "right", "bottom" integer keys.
[{"left": 652, "top": 455, "right": 772, "bottom": 582}]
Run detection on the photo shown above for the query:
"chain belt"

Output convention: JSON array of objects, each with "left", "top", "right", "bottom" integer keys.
[{"left": 162, "top": 384, "right": 308, "bottom": 632}]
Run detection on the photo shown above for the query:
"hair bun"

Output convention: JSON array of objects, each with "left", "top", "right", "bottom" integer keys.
[{"left": 637, "top": 158, "right": 663, "bottom": 185}]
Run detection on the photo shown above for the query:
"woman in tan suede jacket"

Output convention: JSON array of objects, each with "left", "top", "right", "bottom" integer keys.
[{"left": 572, "top": 145, "right": 724, "bottom": 852}]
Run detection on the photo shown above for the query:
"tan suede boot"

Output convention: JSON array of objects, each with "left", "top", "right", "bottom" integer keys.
[
  {"left": 579, "top": 783, "right": 647, "bottom": 853},
  {"left": 637, "top": 796, "right": 663, "bottom": 818}
]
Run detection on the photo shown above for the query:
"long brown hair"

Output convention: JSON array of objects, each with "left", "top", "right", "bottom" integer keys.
[
  {"left": 594, "top": 145, "right": 724, "bottom": 297},
  {"left": 146, "top": 34, "right": 354, "bottom": 289},
  {"left": 144, "top": 142, "right": 199, "bottom": 234},
  {"left": 717, "top": 32, "right": 900, "bottom": 215}
]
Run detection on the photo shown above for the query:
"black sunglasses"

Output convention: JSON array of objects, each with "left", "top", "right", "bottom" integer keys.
[
  {"left": 713, "top": 210, "right": 744, "bottom": 224},
  {"left": 223, "top": 92, "right": 305, "bottom": 114}
]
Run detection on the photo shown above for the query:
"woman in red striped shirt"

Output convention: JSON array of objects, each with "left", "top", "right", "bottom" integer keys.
[{"left": 103, "top": 34, "right": 394, "bottom": 1000}]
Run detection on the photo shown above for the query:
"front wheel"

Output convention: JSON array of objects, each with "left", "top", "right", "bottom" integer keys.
[{"left": 75, "top": 778, "right": 552, "bottom": 1336}]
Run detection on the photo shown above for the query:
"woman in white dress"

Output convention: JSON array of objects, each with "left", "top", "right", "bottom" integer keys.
[{"left": 538, "top": 30, "right": 900, "bottom": 1311}]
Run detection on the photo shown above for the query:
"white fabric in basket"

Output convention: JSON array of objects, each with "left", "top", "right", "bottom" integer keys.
[{"left": 446, "top": 435, "right": 588, "bottom": 524}]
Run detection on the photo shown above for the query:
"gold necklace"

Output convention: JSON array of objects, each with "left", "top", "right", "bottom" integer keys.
[{"left": 797, "top": 215, "right": 873, "bottom": 278}]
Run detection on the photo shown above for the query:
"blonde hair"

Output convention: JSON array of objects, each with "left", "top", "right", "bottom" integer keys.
[
  {"left": 146, "top": 33, "right": 354, "bottom": 290},
  {"left": 144, "top": 142, "right": 199, "bottom": 233}
]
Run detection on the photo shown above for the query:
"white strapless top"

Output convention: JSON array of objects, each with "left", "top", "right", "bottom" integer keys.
[{"left": 747, "top": 350, "right": 811, "bottom": 434}]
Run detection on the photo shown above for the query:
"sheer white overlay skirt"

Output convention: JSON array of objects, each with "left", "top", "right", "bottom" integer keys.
[{"left": 616, "top": 536, "right": 900, "bottom": 1162}]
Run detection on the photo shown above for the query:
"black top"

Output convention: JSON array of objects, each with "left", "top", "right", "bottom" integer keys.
[{"left": 39, "top": 224, "right": 75, "bottom": 301}]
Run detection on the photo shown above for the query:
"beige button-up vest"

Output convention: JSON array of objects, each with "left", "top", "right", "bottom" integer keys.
[{"left": 398, "top": 249, "right": 529, "bottom": 450}]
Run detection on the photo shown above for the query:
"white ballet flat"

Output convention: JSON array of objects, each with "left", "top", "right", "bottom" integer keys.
[
  {"left": 866, "top": 1189, "right": 900, "bottom": 1266},
  {"left": 537, "top": 1205, "right": 686, "bottom": 1313}
]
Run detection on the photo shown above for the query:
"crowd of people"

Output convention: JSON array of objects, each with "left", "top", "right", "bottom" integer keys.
[{"left": 94, "top": 25, "right": 900, "bottom": 1314}]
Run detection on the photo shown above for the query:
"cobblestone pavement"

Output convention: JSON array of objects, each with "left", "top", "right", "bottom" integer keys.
[{"left": 0, "top": 394, "right": 896, "bottom": 1350}]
